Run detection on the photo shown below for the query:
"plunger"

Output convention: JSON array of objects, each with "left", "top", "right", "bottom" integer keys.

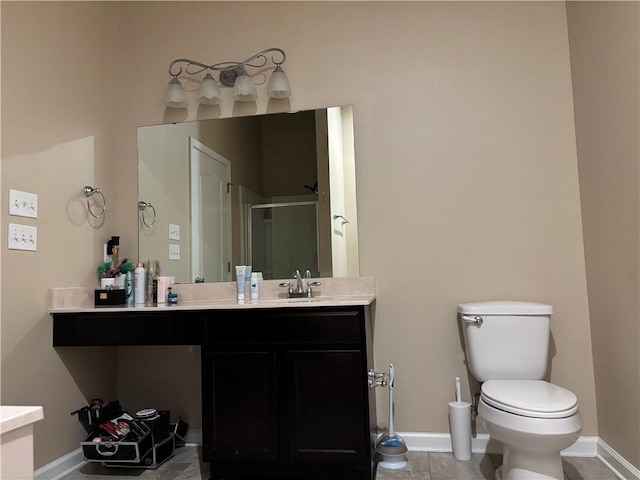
[{"left": 375, "top": 364, "right": 408, "bottom": 469}]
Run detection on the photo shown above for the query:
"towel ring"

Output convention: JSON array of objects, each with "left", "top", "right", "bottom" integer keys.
[
  {"left": 83, "top": 186, "right": 106, "bottom": 218},
  {"left": 138, "top": 201, "right": 157, "bottom": 227}
]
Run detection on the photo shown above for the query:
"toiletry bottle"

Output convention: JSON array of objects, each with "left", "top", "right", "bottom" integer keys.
[
  {"left": 125, "top": 271, "right": 134, "bottom": 306},
  {"left": 134, "top": 262, "right": 145, "bottom": 305},
  {"left": 111, "top": 236, "right": 120, "bottom": 270},
  {"left": 235, "top": 266, "right": 246, "bottom": 301},
  {"left": 153, "top": 260, "right": 160, "bottom": 303},
  {"left": 250, "top": 272, "right": 260, "bottom": 300},
  {"left": 145, "top": 259, "right": 153, "bottom": 305},
  {"left": 167, "top": 287, "right": 178, "bottom": 305}
]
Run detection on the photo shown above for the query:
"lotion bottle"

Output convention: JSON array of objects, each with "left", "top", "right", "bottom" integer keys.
[
  {"left": 250, "top": 272, "right": 260, "bottom": 300},
  {"left": 134, "top": 262, "right": 145, "bottom": 305},
  {"left": 235, "top": 266, "right": 246, "bottom": 301}
]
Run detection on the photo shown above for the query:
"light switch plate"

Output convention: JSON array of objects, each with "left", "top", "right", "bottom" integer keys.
[
  {"left": 9, "top": 189, "right": 38, "bottom": 218},
  {"left": 169, "top": 244, "right": 180, "bottom": 260},
  {"left": 169, "top": 223, "right": 180, "bottom": 241},
  {"left": 8, "top": 223, "right": 37, "bottom": 251}
]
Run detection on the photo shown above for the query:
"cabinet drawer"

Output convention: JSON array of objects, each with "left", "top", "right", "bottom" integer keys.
[
  {"left": 204, "top": 308, "right": 363, "bottom": 345},
  {"left": 53, "top": 312, "right": 171, "bottom": 346}
]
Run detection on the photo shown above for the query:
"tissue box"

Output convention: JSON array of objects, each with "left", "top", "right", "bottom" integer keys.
[{"left": 94, "top": 289, "right": 126, "bottom": 306}]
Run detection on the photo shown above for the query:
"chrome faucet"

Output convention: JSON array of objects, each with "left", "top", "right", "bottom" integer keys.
[
  {"left": 295, "top": 269, "right": 304, "bottom": 294},
  {"left": 279, "top": 269, "right": 321, "bottom": 298}
]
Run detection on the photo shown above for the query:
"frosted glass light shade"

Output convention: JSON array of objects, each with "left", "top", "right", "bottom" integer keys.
[
  {"left": 165, "top": 77, "right": 188, "bottom": 108},
  {"left": 233, "top": 74, "right": 257, "bottom": 102},
  {"left": 197, "top": 73, "right": 222, "bottom": 105},
  {"left": 266, "top": 66, "right": 291, "bottom": 98}
]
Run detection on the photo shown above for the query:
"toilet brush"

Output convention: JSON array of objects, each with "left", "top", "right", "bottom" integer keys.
[
  {"left": 375, "top": 364, "right": 408, "bottom": 469},
  {"left": 449, "top": 376, "right": 472, "bottom": 460}
]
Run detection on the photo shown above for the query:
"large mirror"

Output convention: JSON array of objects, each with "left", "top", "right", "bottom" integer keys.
[{"left": 138, "top": 106, "right": 359, "bottom": 284}]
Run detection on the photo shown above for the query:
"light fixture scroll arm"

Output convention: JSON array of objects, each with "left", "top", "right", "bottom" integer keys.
[
  {"left": 239, "top": 47, "right": 287, "bottom": 68},
  {"left": 168, "top": 58, "right": 211, "bottom": 77},
  {"left": 168, "top": 48, "right": 286, "bottom": 78}
]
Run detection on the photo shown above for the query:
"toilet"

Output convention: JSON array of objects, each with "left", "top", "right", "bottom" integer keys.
[{"left": 457, "top": 301, "right": 582, "bottom": 480}]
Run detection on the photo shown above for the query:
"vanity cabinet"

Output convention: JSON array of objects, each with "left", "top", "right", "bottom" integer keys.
[
  {"left": 202, "top": 350, "right": 279, "bottom": 463},
  {"left": 201, "top": 307, "right": 375, "bottom": 479},
  {"left": 51, "top": 303, "right": 377, "bottom": 480}
]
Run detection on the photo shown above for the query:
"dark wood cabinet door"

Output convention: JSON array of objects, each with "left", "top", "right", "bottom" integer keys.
[
  {"left": 202, "top": 351, "right": 278, "bottom": 463},
  {"left": 286, "top": 350, "right": 367, "bottom": 465}
]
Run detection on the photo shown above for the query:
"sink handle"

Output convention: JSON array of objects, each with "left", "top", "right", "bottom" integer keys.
[
  {"left": 306, "top": 281, "right": 321, "bottom": 298},
  {"left": 279, "top": 282, "right": 294, "bottom": 295}
]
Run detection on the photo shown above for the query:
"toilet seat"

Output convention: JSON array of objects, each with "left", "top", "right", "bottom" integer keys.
[{"left": 481, "top": 380, "right": 578, "bottom": 419}]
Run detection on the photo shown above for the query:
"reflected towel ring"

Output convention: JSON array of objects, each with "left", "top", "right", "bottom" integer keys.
[
  {"left": 83, "top": 186, "right": 106, "bottom": 218},
  {"left": 138, "top": 201, "right": 157, "bottom": 227}
]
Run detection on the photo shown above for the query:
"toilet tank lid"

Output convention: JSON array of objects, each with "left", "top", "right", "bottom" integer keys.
[{"left": 457, "top": 301, "right": 553, "bottom": 315}]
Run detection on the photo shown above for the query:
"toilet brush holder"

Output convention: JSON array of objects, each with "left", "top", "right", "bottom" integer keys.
[
  {"left": 448, "top": 401, "right": 472, "bottom": 461},
  {"left": 376, "top": 434, "right": 408, "bottom": 469}
]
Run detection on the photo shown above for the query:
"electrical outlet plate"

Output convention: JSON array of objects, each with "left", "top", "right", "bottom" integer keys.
[
  {"left": 8, "top": 223, "right": 37, "bottom": 251},
  {"left": 169, "top": 244, "right": 180, "bottom": 260},
  {"left": 9, "top": 189, "right": 38, "bottom": 218},
  {"left": 103, "top": 244, "right": 112, "bottom": 263},
  {"left": 169, "top": 223, "right": 180, "bottom": 241}
]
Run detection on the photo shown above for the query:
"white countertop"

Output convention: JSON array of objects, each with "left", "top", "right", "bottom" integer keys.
[
  {"left": 0, "top": 406, "right": 44, "bottom": 435},
  {"left": 50, "top": 294, "right": 375, "bottom": 314},
  {"left": 49, "top": 276, "right": 376, "bottom": 314}
]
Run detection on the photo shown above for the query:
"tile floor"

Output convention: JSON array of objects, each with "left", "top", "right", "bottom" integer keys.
[{"left": 61, "top": 446, "right": 619, "bottom": 480}]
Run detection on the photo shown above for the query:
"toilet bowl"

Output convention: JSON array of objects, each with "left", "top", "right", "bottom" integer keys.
[
  {"left": 478, "top": 380, "right": 582, "bottom": 480},
  {"left": 457, "top": 301, "right": 583, "bottom": 480}
]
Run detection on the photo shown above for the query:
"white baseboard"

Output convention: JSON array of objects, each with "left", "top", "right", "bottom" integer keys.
[
  {"left": 33, "top": 431, "right": 636, "bottom": 480},
  {"left": 33, "top": 429, "right": 203, "bottom": 480},
  {"left": 597, "top": 438, "right": 640, "bottom": 480},
  {"left": 562, "top": 435, "right": 599, "bottom": 457},
  {"left": 34, "top": 447, "right": 85, "bottom": 480},
  {"left": 397, "top": 432, "right": 598, "bottom": 457}
]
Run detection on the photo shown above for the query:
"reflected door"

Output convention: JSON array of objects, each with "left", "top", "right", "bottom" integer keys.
[{"left": 190, "top": 138, "right": 231, "bottom": 282}]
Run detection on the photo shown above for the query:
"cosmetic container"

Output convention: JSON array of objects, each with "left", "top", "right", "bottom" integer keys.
[
  {"left": 145, "top": 260, "right": 153, "bottom": 305},
  {"left": 134, "top": 263, "right": 145, "bottom": 305},
  {"left": 167, "top": 287, "right": 178, "bottom": 305},
  {"left": 250, "top": 272, "right": 260, "bottom": 300},
  {"left": 157, "top": 276, "right": 169, "bottom": 305},
  {"left": 125, "top": 271, "right": 134, "bottom": 306},
  {"left": 235, "top": 266, "right": 246, "bottom": 301}
]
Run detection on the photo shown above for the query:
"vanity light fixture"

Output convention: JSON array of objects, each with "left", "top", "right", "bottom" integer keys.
[{"left": 165, "top": 47, "right": 291, "bottom": 108}]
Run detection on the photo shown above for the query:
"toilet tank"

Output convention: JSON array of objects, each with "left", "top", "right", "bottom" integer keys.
[{"left": 457, "top": 301, "right": 553, "bottom": 382}]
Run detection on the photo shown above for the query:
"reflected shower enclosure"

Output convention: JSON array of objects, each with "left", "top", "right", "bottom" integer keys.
[{"left": 247, "top": 201, "right": 319, "bottom": 280}]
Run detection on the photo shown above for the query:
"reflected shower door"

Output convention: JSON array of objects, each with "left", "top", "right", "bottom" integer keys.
[{"left": 248, "top": 201, "right": 319, "bottom": 280}]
